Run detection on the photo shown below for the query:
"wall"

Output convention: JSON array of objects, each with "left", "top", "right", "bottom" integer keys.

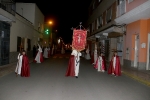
[
  {"left": 124, "top": 20, "right": 140, "bottom": 61},
  {"left": 126, "top": 0, "right": 148, "bottom": 12},
  {"left": 124, "top": 19, "right": 149, "bottom": 69},
  {"left": 87, "top": 0, "right": 116, "bottom": 25},
  {"left": 139, "top": 20, "right": 148, "bottom": 62},
  {"left": 10, "top": 14, "right": 34, "bottom": 52},
  {"left": 16, "top": 3, "right": 35, "bottom": 24},
  {"left": 10, "top": 14, "right": 34, "bottom": 63}
]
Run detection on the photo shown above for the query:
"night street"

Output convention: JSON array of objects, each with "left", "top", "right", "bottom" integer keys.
[{"left": 0, "top": 53, "right": 150, "bottom": 100}]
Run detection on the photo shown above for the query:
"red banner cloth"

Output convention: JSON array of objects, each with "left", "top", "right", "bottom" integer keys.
[{"left": 72, "top": 29, "right": 87, "bottom": 51}]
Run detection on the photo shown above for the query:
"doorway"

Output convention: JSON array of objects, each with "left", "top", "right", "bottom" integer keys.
[
  {"left": 146, "top": 33, "right": 150, "bottom": 70},
  {"left": 0, "top": 21, "right": 10, "bottom": 66},
  {"left": 134, "top": 35, "right": 139, "bottom": 68}
]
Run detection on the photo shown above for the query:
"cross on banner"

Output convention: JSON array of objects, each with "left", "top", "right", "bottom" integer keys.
[{"left": 72, "top": 29, "right": 87, "bottom": 51}]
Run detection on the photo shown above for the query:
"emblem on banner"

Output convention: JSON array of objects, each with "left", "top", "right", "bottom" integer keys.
[{"left": 72, "top": 29, "right": 87, "bottom": 51}]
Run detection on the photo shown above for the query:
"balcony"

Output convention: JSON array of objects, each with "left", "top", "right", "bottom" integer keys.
[
  {"left": 0, "top": 0, "right": 16, "bottom": 22},
  {"left": 115, "top": 0, "right": 150, "bottom": 24}
]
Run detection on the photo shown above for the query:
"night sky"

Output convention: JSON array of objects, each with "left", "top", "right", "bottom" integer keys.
[{"left": 15, "top": 0, "right": 91, "bottom": 44}]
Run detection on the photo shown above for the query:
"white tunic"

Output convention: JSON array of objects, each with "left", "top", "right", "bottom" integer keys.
[
  {"left": 15, "top": 53, "right": 23, "bottom": 75},
  {"left": 71, "top": 50, "right": 82, "bottom": 76},
  {"left": 113, "top": 56, "right": 116, "bottom": 69},
  {"left": 85, "top": 49, "right": 91, "bottom": 60},
  {"left": 43, "top": 48, "right": 48, "bottom": 58},
  {"left": 94, "top": 50, "right": 97, "bottom": 64},
  {"left": 35, "top": 46, "right": 42, "bottom": 63}
]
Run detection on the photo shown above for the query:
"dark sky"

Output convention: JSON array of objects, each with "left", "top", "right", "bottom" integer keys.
[{"left": 15, "top": 0, "right": 91, "bottom": 44}]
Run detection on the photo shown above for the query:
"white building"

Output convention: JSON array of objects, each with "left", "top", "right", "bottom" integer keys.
[
  {"left": 0, "top": 1, "right": 45, "bottom": 66},
  {"left": 16, "top": 3, "right": 45, "bottom": 46}
]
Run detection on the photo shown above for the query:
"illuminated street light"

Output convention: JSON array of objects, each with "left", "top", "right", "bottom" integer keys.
[{"left": 49, "top": 21, "right": 53, "bottom": 25}]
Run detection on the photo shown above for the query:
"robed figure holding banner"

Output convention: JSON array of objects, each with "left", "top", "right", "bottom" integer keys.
[{"left": 66, "top": 26, "right": 87, "bottom": 78}]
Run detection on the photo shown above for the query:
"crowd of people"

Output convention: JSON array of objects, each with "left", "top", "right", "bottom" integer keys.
[{"left": 15, "top": 43, "right": 121, "bottom": 78}]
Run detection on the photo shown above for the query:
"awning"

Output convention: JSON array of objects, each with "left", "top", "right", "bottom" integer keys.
[
  {"left": 87, "top": 26, "right": 124, "bottom": 40},
  {"left": 107, "top": 32, "right": 123, "bottom": 38}
]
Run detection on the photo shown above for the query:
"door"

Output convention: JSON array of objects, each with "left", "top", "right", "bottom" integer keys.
[
  {"left": 134, "top": 35, "right": 139, "bottom": 68},
  {"left": 0, "top": 21, "right": 10, "bottom": 66}
]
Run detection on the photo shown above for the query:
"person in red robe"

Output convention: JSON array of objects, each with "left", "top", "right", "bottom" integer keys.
[
  {"left": 94, "top": 53, "right": 107, "bottom": 72},
  {"left": 65, "top": 55, "right": 75, "bottom": 77},
  {"left": 108, "top": 51, "right": 121, "bottom": 76},
  {"left": 21, "top": 50, "right": 30, "bottom": 77}
]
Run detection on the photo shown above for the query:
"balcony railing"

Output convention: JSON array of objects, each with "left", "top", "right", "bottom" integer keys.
[
  {"left": 117, "top": 0, "right": 126, "bottom": 17},
  {"left": 0, "top": 2, "right": 15, "bottom": 16}
]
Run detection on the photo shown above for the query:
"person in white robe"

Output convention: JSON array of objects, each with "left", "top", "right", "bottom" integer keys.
[
  {"left": 93, "top": 43, "right": 98, "bottom": 65},
  {"left": 43, "top": 47, "right": 48, "bottom": 58},
  {"left": 72, "top": 49, "right": 82, "bottom": 78},
  {"left": 15, "top": 51, "right": 23, "bottom": 76},
  {"left": 85, "top": 45, "right": 91, "bottom": 60},
  {"left": 35, "top": 44, "right": 43, "bottom": 63}
]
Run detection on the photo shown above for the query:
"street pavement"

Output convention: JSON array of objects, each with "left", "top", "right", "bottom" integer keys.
[{"left": 0, "top": 54, "right": 150, "bottom": 100}]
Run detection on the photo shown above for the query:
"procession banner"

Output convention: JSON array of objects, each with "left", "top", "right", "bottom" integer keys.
[{"left": 72, "top": 29, "right": 87, "bottom": 51}]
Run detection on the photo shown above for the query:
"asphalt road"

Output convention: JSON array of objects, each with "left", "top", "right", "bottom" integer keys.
[{"left": 0, "top": 54, "right": 150, "bottom": 100}]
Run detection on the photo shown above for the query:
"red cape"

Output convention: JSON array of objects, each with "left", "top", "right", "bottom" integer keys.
[
  {"left": 94, "top": 56, "right": 107, "bottom": 71},
  {"left": 108, "top": 56, "right": 121, "bottom": 76},
  {"left": 21, "top": 55, "right": 30, "bottom": 77},
  {"left": 65, "top": 55, "right": 75, "bottom": 77},
  {"left": 33, "top": 51, "right": 44, "bottom": 63}
]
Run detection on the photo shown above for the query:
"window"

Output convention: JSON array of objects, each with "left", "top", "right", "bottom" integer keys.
[
  {"left": 128, "top": 0, "right": 134, "bottom": 3},
  {"left": 118, "top": 0, "right": 126, "bottom": 5},
  {"left": 17, "top": 36, "right": 21, "bottom": 52},
  {"left": 106, "top": 7, "right": 112, "bottom": 23},
  {"left": 27, "top": 39, "right": 31, "bottom": 51},
  {"left": 97, "top": 15, "right": 103, "bottom": 29}
]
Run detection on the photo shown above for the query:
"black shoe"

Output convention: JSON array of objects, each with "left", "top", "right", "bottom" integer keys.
[{"left": 76, "top": 76, "right": 78, "bottom": 78}]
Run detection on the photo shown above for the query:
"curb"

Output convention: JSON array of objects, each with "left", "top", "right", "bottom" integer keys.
[{"left": 122, "top": 71, "right": 150, "bottom": 87}]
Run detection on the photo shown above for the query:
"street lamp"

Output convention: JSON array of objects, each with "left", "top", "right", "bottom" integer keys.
[{"left": 49, "top": 21, "right": 53, "bottom": 25}]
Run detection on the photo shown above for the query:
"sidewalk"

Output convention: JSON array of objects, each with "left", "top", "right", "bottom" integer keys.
[
  {"left": 121, "top": 66, "right": 150, "bottom": 87},
  {"left": 0, "top": 57, "right": 33, "bottom": 78}
]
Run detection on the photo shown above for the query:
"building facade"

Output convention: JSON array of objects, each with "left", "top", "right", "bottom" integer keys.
[
  {"left": 0, "top": 2, "right": 45, "bottom": 66},
  {"left": 87, "top": 0, "right": 150, "bottom": 70},
  {"left": 16, "top": 3, "right": 45, "bottom": 46}
]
